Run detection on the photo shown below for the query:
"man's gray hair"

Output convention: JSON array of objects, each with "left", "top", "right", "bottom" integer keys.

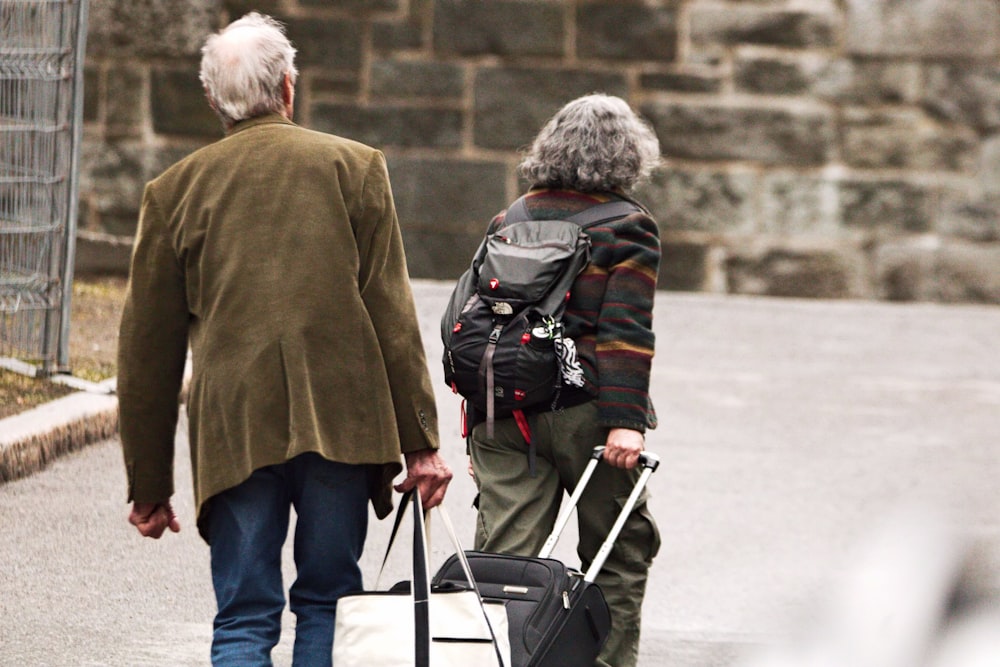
[
  {"left": 199, "top": 12, "right": 298, "bottom": 129},
  {"left": 518, "top": 94, "right": 662, "bottom": 193}
]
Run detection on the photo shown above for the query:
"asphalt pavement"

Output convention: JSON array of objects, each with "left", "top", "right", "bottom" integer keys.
[{"left": 1, "top": 282, "right": 998, "bottom": 666}]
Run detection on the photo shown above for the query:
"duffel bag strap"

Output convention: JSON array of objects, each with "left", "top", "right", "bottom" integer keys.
[
  {"left": 437, "top": 503, "right": 507, "bottom": 667},
  {"left": 412, "top": 492, "right": 431, "bottom": 667}
]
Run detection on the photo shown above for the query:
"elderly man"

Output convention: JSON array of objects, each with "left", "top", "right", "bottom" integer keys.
[{"left": 117, "top": 12, "right": 451, "bottom": 666}]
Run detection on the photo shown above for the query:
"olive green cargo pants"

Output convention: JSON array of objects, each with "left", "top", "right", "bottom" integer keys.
[{"left": 470, "top": 401, "right": 661, "bottom": 667}]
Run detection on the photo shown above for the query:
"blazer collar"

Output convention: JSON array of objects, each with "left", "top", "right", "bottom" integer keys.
[{"left": 226, "top": 113, "right": 295, "bottom": 136}]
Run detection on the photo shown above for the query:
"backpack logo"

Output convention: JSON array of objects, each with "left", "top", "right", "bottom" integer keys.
[{"left": 489, "top": 278, "right": 500, "bottom": 290}]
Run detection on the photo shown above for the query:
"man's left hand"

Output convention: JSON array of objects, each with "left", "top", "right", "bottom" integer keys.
[{"left": 395, "top": 449, "right": 453, "bottom": 509}]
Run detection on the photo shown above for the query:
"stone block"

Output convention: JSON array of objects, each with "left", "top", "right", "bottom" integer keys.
[
  {"left": 74, "top": 230, "right": 133, "bottom": 277},
  {"left": 373, "top": 17, "right": 424, "bottom": 52},
  {"left": 635, "top": 168, "right": 757, "bottom": 234},
  {"left": 979, "top": 135, "right": 1000, "bottom": 199},
  {"left": 298, "top": 0, "right": 401, "bottom": 9},
  {"left": 307, "top": 72, "right": 361, "bottom": 97},
  {"left": 224, "top": 0, "right": 283, "bottom": 17},
  {"left": 640, "top": 69, "right": 723, "bottom": 94},
  {"left": 726, "top": 245, "right": 867, "bottom": 299},
  {"left": 845, "top": 0, "right": 1000, "bottom": 57},
  {"left": 977, "top": 135, "right": 1000, "bottom": 198},
  {"left": 401, "top": 229, "right": 485, "bottom": 280},
  {"left": 691, "top": 4, "right": 839, "bottom": 49},
  {"left": 385, "top": 157, "right": 509, "bottom": 235},
  {"left": 577, "top": 3, "right": 679, "bottom": 62},
  {"left": 874, "top": 238, "right": 1000, "bottom": 304},
  {"left": 474, "top": 68, "right": 628, "bottom": 150},
  {"left": 149, "top": 141, "right": 212, "bottom": 176},
  {"left": 760, "top": 172, "right": 839, "bottom": 235},
  {"left": 838, "top": 178, "right": 935, "bottom": 233},
  {"left": 938, "top": 187, "right": 1000, "bottom": 243},
  {"left": 934, "top": 242, "right": 1000, "bottom": 304},
  {"left": 658, "top": 240, "right": 710, "bottom": 292},
  {"left": 77, "top": 194, "right": 99, "bottom": 232},
  {"left": 641, "top": 100, "right": 835, "bottom": 166},
  {"left": 87, "top": 0, "right": 217, "bottom": 58},
  {"left": 734, "top": 52, "right": 830, "bottom": 96},
  {"left": 874, "top": 238, "right": 935, "bottom": 301},
  {"left": 370, "top": 60, "right": 465, "bottom": 99},
  {"left": 818, "top": 60, "right": 922, "bottom": 105},
  {"left": 97, "top": 210, "right": 142, "bottom": 237},
  {"left": 105, "top": 65, "right": 146, "bottom": 139},
  {"left": 433, "top": 0, "right": 564, "bottom": 57},
  {"left": 150, "top": 69, "right": 222, "bottom": 138},
  {"left": 685, "top": 42, "right": 727, "bottom": 71},
  {"left": 309, "top": 104, "right": 463, "bottom": 148},
  {"left": 842, "top": 108, "right": 977, "bottom": 172},
  {"left": 923, "top": 64, "right": 1000, "bottom": 134},
  {"left": 82, "top": 141, "right": 205, "bottom": 230},
  {"left": 83, "top": 66, "right": 101, "bottom": 123},
  {"left": 79, "top": 139, "right": 150, "bottom": 222},
  {"left": 284, "top": 17, "right": 363, "bottom": 70}
]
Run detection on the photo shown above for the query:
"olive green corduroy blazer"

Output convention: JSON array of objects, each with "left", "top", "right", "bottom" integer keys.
[{"left": 117, "top": 114, "right": 439, "bottom": 540}]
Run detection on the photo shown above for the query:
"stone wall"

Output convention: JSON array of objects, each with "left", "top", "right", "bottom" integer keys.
[{"left": 78, "top": 0, "right": 1000, "bottom": 303}]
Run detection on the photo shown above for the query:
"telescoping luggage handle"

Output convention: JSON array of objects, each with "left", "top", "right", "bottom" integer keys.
[{"left": 537, "top": 446, "right": 660, "bottom": 583}]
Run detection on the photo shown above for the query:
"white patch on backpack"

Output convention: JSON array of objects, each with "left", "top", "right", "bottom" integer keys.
[{"left": 555, "top": 336, "right": 586, "bottom": 388}]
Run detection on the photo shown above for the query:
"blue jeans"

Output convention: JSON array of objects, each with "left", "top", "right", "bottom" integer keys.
[{"left": 206, "top": 453, "right": 369, "bottom": 667}]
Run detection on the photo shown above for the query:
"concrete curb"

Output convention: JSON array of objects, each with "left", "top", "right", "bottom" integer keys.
[
  {"left": 0, "top": 360, "right": 190, "bottom": 485},
  {"left": 0, "top": 380, "right": 119, "bottom": 484}
]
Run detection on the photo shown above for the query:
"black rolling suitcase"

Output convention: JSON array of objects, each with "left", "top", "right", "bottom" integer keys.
[{"left": 432, "top": 446, "right": 660, "bottom": 667}]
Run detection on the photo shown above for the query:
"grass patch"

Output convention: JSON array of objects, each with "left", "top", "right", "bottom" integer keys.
[
  {"left": 1, "top": 274, "right": 127, "bottom": 419},
  {"left": 0, "top": 369, "right": 76, "bottom": 420}
]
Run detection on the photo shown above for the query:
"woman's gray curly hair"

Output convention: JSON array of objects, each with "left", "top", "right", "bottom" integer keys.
[
  {"left": 518, "top": 94, "right": 661, "bottom": 193},
  {"left": 199, "top": 12, "right": 298, "bottom": 129}
]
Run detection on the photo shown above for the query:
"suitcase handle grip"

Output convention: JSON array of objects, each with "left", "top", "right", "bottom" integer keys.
[{"left": 590, "top": 445, "right": 661, "bottom": 472}]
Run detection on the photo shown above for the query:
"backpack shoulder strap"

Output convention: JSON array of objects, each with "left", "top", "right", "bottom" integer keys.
[
  {"left": 502, "top": 196, "right": 532, "bottom": 225},
  {"left": 503, "top": 196, "right": 643, "bottom": 228},
  {"left": 565, "top": 199, "right": 644, "bottom": 227}
]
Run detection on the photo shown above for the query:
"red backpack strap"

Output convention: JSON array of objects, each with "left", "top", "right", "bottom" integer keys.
[{"left": 512, "top": 409, "right": 537, "bottom": 477}]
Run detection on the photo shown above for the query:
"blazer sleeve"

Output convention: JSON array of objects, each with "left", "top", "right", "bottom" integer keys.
[
  {"left": 355, "top": 151, "right": 440, "bottom": 454},
  {"left": 117, "top": 185, "right": 190, "bottom": 503}
]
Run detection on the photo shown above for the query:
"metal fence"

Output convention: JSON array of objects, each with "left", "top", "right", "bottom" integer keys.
[{"left": 0, "top": 0, "right": 88, "bottom": 376}]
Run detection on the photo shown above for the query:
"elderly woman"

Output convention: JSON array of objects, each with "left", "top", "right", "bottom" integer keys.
[{"left": 468, "top": 94, "right": 662, "bottom": 667}]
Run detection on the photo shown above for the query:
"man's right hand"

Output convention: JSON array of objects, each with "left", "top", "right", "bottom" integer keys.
[
  {"left": 128, "top": 500, "right": 181, "bottom": 538},
  {"left": 394, "top": 449, "right": 453, "bottom": 509}
]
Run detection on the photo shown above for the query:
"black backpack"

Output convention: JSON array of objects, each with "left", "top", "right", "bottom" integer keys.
[{"left": 440, "top": 195, "right": 642, "bottom": 437}]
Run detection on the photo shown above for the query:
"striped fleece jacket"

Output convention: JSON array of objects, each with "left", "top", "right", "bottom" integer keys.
[{"left": 487, "top": 188, "right": 660, "bottom": 432}]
